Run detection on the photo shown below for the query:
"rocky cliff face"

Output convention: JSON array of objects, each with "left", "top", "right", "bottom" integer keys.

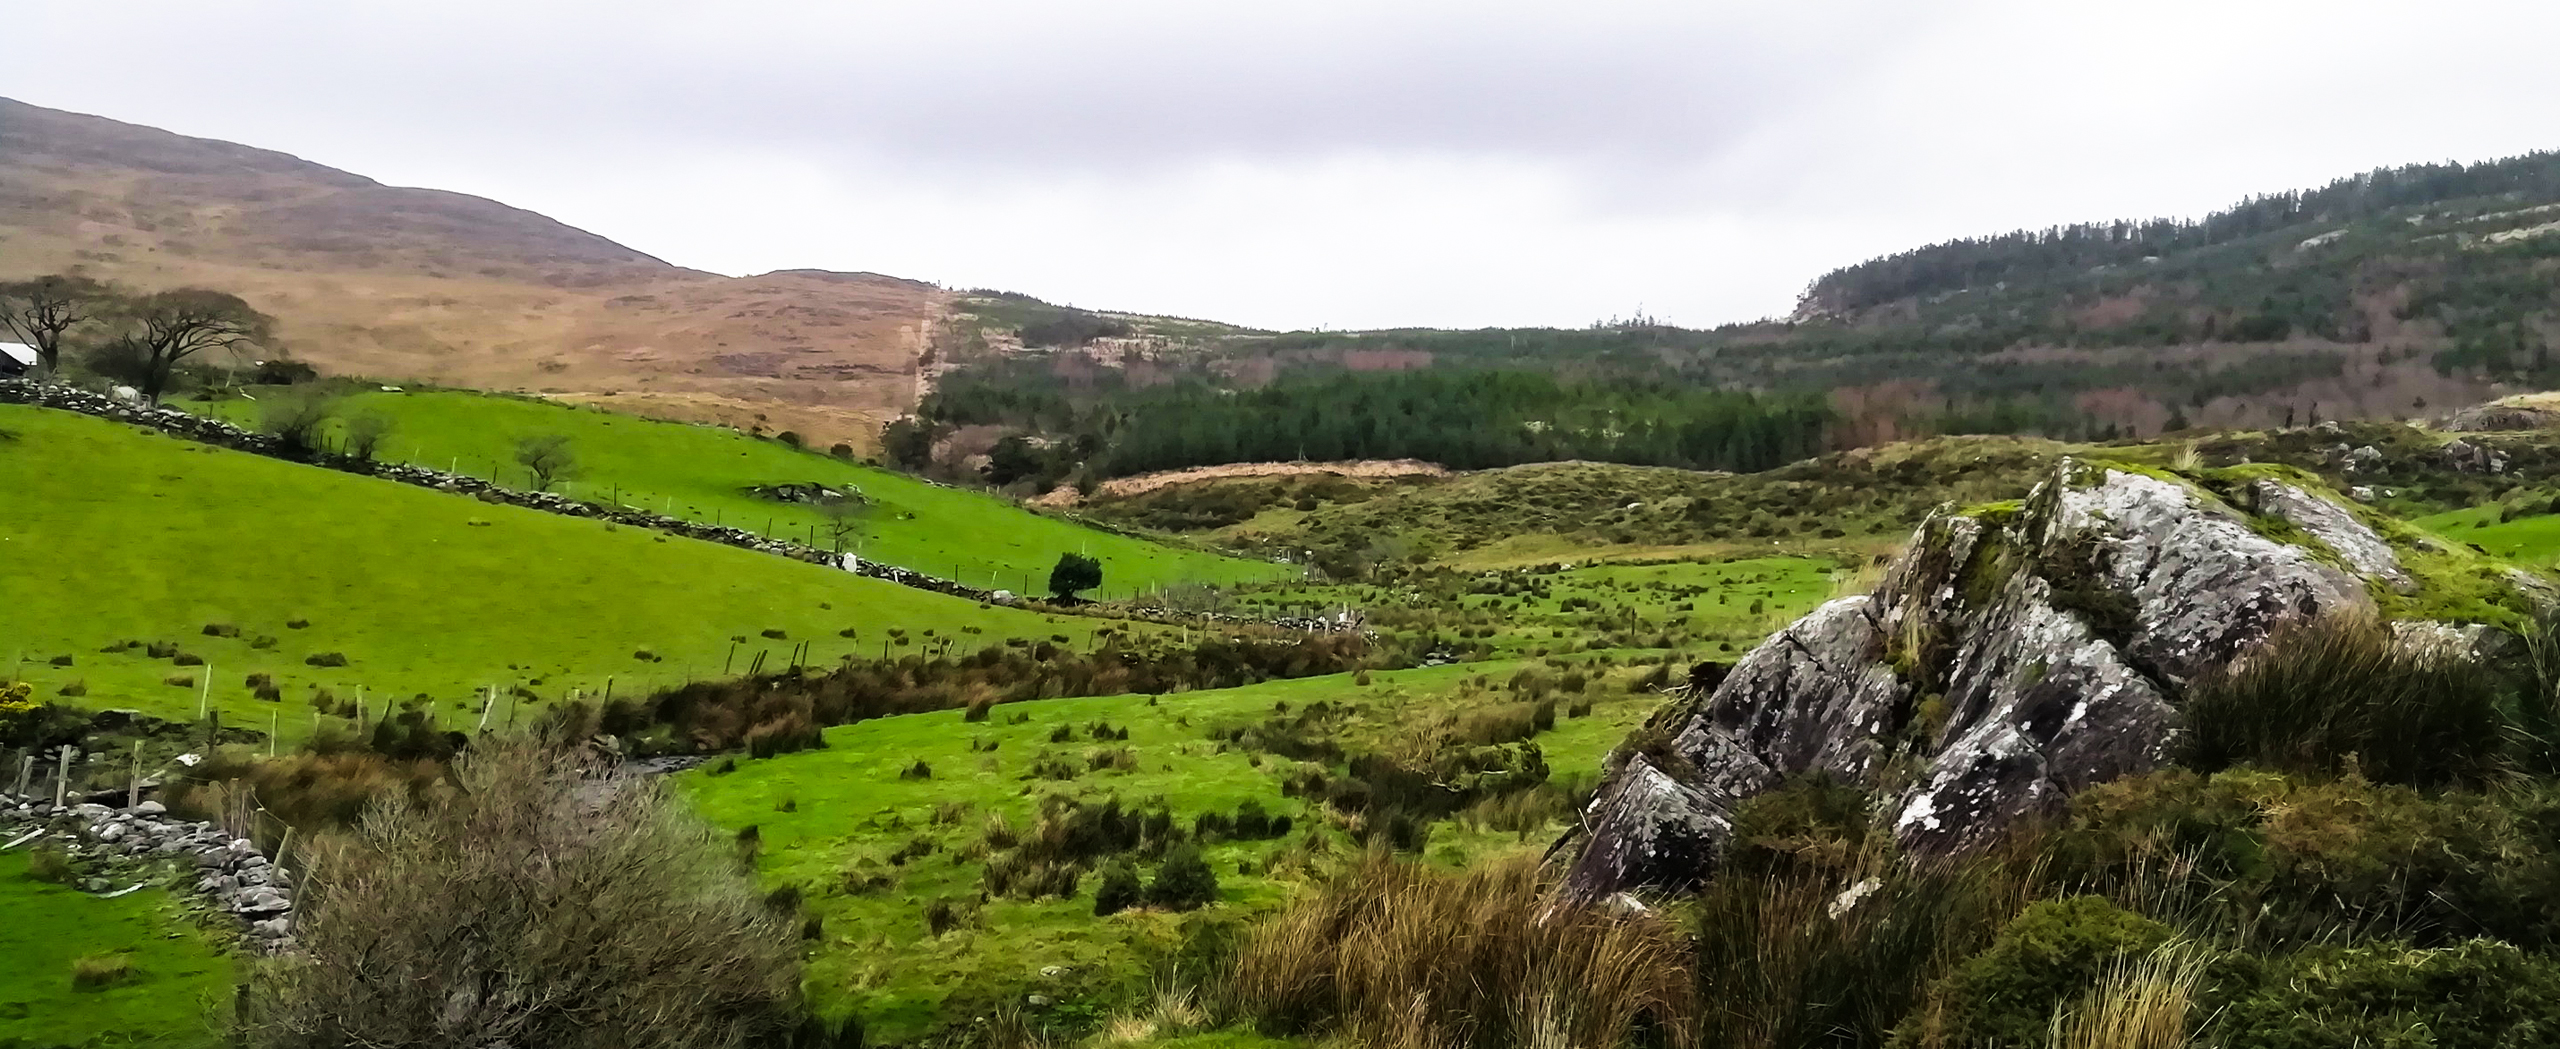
[{"left": 1561, "top": 459, "right": 2502, "bottom": 900}]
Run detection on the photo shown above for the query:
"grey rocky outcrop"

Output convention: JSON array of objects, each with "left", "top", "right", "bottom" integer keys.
[
  {"left": 2245, "top": 479, "right": 2414, "bottom": 592},
  {"left": 1561, "top": 460, "right": 2397, "bottom": 900},
  {"left": 2443, "top": 402, "right": 2560, "bottom": 432}
]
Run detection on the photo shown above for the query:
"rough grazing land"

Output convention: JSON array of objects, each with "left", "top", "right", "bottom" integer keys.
[{"left": 681, "top": 661, "right": 1669, "bottom": 1042}]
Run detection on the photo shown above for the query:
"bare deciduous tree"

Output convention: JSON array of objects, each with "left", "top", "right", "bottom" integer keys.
[
  {"left": 119, "top": 288, "right": 272, "bottom": 402},
  {"left": 818, "top": 493, "right": 872, "bottom": 554},
  {"left": 515, "top": 434, "right": 578, "bottom": 492},
  {"left": 235, "top": 744, "right": 807, "bottom": 1049},
  {"left": 344, "top": 410, "right": 396, "bottom": 461},
  {"left": 0, "top": 274, "right": 109, "bottom": 380},
  {"left": 258, "top": 390, "right": 340, "bottom": 457}
]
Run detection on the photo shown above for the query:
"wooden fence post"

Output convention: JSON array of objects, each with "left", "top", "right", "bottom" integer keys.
[{"left": 52, "top": 746, "right": 73, "bottom": 808}]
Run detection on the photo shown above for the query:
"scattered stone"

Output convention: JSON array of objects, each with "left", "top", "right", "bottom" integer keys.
[{"left": 2249, "top": 479, "right": 2415, "bottom": 592}]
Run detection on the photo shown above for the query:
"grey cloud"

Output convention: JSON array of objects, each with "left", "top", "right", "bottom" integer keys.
[{"left": 25, "top": 2, "right": 1935, "bottom": 178}]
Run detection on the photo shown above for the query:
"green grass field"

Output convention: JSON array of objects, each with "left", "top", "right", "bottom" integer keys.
[
  {"left": 0, "top": 866, "right": 232, "bottom": 1048},
  {"left": 184, "top": 389, "right": 1289, "bottom": 597},
  {"left": 2414, "top": 504, "right": 2560, "bottom": 563},
  {"left": 0, "top": 405, "right": 1123, "bottom": 733},
  {"left": 680, "top": 660, "right": 1668, "bottom": 1041}
]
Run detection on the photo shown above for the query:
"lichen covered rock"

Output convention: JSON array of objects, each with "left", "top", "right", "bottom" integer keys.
[{"left": 1560, "top": 459, "right": 2396, "bottom": 899}]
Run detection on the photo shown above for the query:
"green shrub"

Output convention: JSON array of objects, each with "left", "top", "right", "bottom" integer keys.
[
  {"left": 2207, "top": 939, "right": 2560, "bottom": 1049},
  {"left": 1905, "top": 896, "right": 2171, "bottom": 1048},
  {"left": 1724, "top": 773, "right": 1872, "bottom": 879},
  {"left": 2180, "top": 615, "right": 2504, "bottom": 788},
  {"left": 1148, "top": 844, "right": 1220, "bottom": 911},
  {"left": 1093, "top": 861, "right": 1143, "bottom": 916}
]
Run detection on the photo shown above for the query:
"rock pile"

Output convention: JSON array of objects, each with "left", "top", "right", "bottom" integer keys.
[{"left": 3, "top": 794, "right": 298, "bottom": 950}]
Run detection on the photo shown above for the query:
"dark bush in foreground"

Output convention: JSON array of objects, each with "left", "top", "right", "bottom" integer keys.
[
  {"left": 1147, "top": 844, "right": 1220, "bottom": 912},
  {"left": 2052, "top": 768, "right": 2560, "bottom": 951},
  {"left": 1093, "top": 861, "right": 1142, "bottom": 916}
]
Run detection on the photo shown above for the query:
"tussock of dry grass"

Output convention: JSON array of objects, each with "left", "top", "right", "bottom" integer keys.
[
  {"left": 2046, "top": 943, "right": 2208, "bottom": 1049},
  {"left": 1226, "top": 853, "right": 1695, "bottom": 1049}
]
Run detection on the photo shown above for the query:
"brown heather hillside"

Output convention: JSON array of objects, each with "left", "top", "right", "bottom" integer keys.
[{"left": 0, "top": 97, "right": 942, "bottom": 451}]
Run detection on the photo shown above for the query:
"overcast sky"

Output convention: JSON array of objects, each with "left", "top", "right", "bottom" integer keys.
[{"left": 12, "top": 1, "right": 2560, "bottom": 330}]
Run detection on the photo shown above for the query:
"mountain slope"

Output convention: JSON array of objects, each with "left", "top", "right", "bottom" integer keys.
[
  {"left": 0, "top": 97, "right": 941, "bottom": 450},
  {"left": 918, "top": 152, "right": 2560, "bottom": 475}
]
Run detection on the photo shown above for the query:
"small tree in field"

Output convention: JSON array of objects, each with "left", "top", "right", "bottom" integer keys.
[
  {"left": 343, "top": 411, "right": 395, "bottom": 461},
  {"left": 818, "top": 495, "right": 871, "bottom": 555},
  {"left": 258, "top": 390, "right": 339, "bottom": 456},
  {"left": 1049, "top": 552, "right": 1103, "bottom": 601},
  {"left": 515, "top": 434, "right": 578, "bottom": 492},
  {"left": 235, "top": 744, "right": 805, "bottom": 1048},
  {"left": 0, "top": 274, "right": 108, "bottom": 379}
]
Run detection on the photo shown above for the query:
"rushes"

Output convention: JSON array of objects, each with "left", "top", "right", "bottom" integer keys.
[
  {"left": 2180, "top": 613, "right": 2504, "bottom": 788},
  {"left": 1225, "top": 853, "right": 1695, "bottom": 1049}
]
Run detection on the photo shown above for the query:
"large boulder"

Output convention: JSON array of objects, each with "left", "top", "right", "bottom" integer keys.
[{"left": 1560, "top": 460, "right": 2397, "bottom": 900}]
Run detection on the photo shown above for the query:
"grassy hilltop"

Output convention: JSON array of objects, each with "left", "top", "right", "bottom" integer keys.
[
  {"left": 183, "top": 388, "right": 1289, "bottom": 597},
  {"left": 0, "top": 404, "right": 1122, "bottom": 733}
]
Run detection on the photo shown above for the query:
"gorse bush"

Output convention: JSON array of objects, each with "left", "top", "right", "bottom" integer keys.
[
  {"left": 1092, "top": 861, "right": 1142, "bottom": 917},
  {"left": 1227, "top": 854, "right": 1696, "bottom": 1049},
  {"left": 2179, "top": 614, "right": 2504, "bottom": 788}
]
